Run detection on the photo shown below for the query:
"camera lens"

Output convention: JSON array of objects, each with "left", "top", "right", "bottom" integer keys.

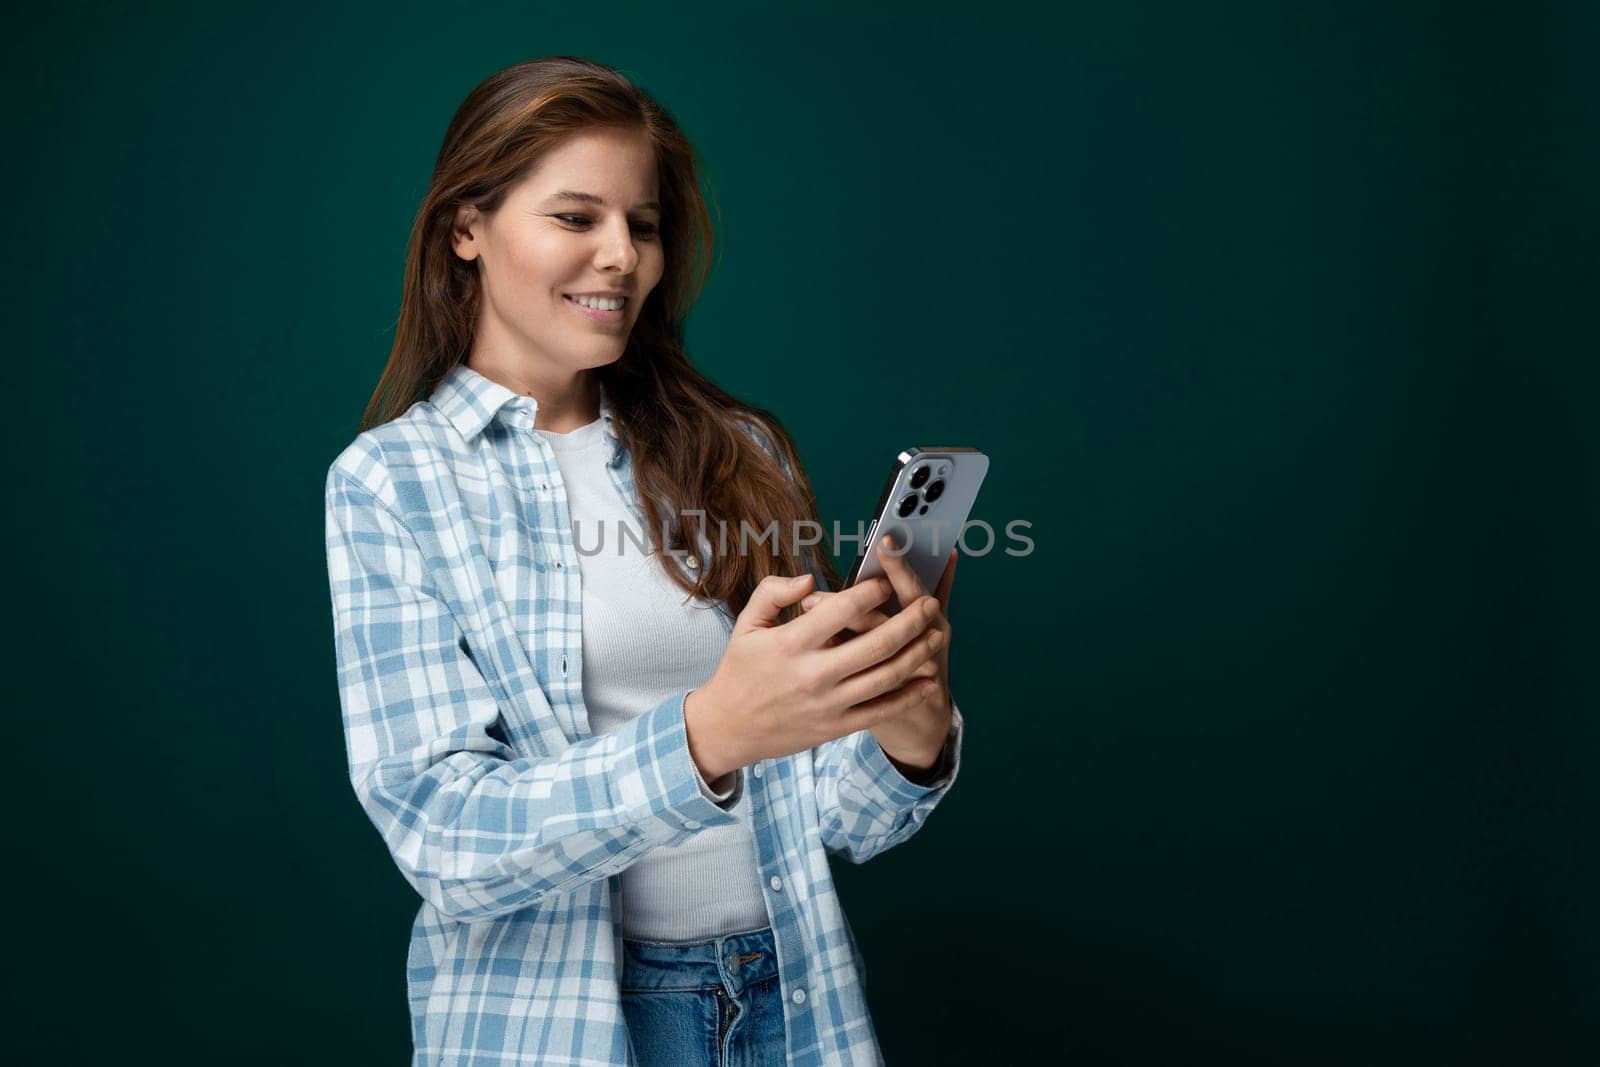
[
  {"left": 897, "top": 493, "right": 919, "bottom": 517},
  {"left": 924, "top": 479, "right": 945, "bottom": 502},
  {"left": 909, "top": 465, "right": 930, "bottom": 489}
]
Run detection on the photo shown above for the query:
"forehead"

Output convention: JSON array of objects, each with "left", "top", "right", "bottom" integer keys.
[{"left": 518, "top": 127, "right": 659, "bottom": 200}]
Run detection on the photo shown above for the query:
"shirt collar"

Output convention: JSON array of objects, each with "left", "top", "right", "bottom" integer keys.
[{"left": 430, "top": 362, "right": 624, "bottom": 465}]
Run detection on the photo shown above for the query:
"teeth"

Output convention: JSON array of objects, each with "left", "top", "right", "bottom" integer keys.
[{"left": 569, "top": 294, "right": 624, "bottom": 311}]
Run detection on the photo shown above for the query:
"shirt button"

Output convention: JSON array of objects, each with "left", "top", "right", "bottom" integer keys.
[
  {"left": 769, "top": 876, "right": 782, "bottom": 892},
  {"left": 685, "top": 556, "right": 698, "bottom": 569},
  {"left": 752, "top": 764, "right": 763, "bottom": 779},
  {"left": 685, "top": 821, "right": 700, "bottom": 831},
  {"left": 792, "top": 988, "right": 806, "bottom": 1005}
]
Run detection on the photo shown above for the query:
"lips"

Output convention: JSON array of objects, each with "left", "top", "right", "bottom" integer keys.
[{"left": 563, "top": 294, "right": 625, "bottom": 323}]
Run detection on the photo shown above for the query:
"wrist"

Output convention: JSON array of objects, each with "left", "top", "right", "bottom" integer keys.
[
  {"left": 684, "top": 685, "right": 742, "bottom": 784},
  {"left": 881, "top": 741, "right": 945, "bottom": 782},
  {"left": 874, "top": 721, "right": 949, "bottom": 781}
]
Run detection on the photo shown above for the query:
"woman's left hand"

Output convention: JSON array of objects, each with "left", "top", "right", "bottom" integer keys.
[{"left": 799, "top": 534, "right": 956, "bottom": 778}]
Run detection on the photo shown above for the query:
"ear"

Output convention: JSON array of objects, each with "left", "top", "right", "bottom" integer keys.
[{"left": 451, "top": 204, "right": 481, "bottom": 262}]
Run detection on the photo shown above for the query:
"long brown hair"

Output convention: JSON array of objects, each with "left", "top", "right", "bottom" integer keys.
[{"left": 359, "top": 56, "right": 839, "bottom": 617}]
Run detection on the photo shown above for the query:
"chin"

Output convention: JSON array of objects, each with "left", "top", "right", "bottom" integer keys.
[{"left": 577, "top": 345, "right": 628, "bottom": 371}]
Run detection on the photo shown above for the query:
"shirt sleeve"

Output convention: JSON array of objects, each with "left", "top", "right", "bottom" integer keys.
[
  {"left": 326, "top": 466, "right": 739, "bottom": 924},
  {"left": 812, "top": 701, "right": 964, "bottom": 864},
  {"left": 697, "top": 771, "right": 739, "bottom": 804}
]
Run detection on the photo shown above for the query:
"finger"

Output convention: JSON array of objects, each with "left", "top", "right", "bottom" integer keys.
[
  {"left": 821, "top": 604, "right": 902, "bottom": 651},
  {"left": 933, "top": 549, "right": 957, "bottom": 612},
  {"left": 838, "top": 676, "right": 942, "bottom": 734},
  {"left": 833, "top": 625, "right": 946, "bottom": 708},
  {"left": 822, "top": 592, "right": 940, "bottom": 682},
  {"left": 734, "top": 573, "right": 814, "bottom": 635},
  {"left": 840, "top": 607, "right": 892, "bottom": 634},
  {"left": 822, "top": 607, "right": 894, "bottom": 648},
  {"left": 875, "top": 532, "right": 928, "bottom": 615},
  {"left": 798, "top": 591, "right": 891, "bottom": 634},
  {"left": 787, "top": 576, "right": 894, "bottom": 647}
]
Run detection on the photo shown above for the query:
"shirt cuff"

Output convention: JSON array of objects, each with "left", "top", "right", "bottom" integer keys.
[
  {"left": 860, "top": 701, "right": 965, "bottom": 803},
  {"left": 617, "top": 691, "right": 743, "bottom": 833},
  {"left": 693, "top": 761, "right": 742, "bottom": 808},
  {"left": 889, "top": 729, "right": 955, "bottom": 788}
]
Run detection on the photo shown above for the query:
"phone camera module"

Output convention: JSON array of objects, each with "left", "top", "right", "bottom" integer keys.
[
  {"left": 897, "top": 493, "right": 919, "bottom": 518},
  {"left": 924, "top": 479, "right": 945, "bottom": 503},
  {"left": 909, "top": 465, "right": 930, "bottom": 489}
]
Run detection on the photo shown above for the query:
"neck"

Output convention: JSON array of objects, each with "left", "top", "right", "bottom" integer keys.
[{"left": 466, "top": 348, "right": 601, "bottom": 434}]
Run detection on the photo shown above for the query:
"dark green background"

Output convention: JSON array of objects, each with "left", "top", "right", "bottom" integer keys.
[{"left": 8, "top": 1, "right": 1595, "bottom": 1062}]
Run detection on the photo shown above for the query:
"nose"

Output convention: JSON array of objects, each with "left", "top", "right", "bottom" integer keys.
[{"left": 594, "top": 216, "right": 641, "bottom": 274}]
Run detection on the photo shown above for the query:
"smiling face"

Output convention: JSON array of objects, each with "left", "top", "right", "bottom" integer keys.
[{"left": 450, "top": 126, "right": 665, "bottom": 395}]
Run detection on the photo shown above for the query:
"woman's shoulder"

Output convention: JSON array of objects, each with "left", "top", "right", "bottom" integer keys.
[
  {"left": 730, "top": 410, "right": 775, "bottom": 449},
  {"left": 324, "top": 398, "right": 463, "bottom": 510},
  {"left": 729, "top": 408, "right": 800, "bottom": 479}
]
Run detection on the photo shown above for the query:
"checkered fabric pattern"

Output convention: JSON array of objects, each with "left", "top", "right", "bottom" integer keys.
[{"left": 325, "top": 362, "right": 964, "bottom": 1065}]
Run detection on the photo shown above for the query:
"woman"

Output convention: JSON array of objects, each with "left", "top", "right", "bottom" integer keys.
[{"left": 324, "top": 56, "right": 965, "bottom": 1066}]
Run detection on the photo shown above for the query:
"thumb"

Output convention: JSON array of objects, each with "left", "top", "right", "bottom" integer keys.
[{"left": 736, "top": 573, "right": 814, "bottom": 634}]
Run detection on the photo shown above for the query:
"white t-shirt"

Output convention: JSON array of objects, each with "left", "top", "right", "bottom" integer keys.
[{"left": 536, "top": 416, "right": 770, "bottom": 942}]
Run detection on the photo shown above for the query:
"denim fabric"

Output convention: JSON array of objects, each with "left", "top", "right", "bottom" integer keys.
[{"left": 622, "top": 926, "right": 787, "bottom": 1066}]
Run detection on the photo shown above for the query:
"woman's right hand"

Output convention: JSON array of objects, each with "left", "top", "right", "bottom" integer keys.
[{"left": 683, "top": 573, "right": 945, "bottom": 782}]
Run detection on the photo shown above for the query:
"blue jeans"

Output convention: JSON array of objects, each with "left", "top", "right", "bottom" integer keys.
[{"left": 620, "top": 925, "right": 786, "bottom": 1066}]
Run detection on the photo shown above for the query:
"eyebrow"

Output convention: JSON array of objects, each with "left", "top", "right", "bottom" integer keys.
[{"left": 541, "top": 190, "right": 661, "bottom": 212}]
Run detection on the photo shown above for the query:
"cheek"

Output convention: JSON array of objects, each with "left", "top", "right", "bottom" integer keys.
[
  {"left": 640, "top": 248, "right": 668, "bottom": 295},
  {"left": 496, "top": 229, "right": 575, "bottom": 290}
]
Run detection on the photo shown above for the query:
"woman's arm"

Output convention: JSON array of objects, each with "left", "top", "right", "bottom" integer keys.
[{"left": 325, "top": 466, "right": 738, "bottom": 924}]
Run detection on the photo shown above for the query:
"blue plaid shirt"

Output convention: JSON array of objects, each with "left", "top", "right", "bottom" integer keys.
[{"left": 324, "top": 363, "right": 965, "bottom": 1065}]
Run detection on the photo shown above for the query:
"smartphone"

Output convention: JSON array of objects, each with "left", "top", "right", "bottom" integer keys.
[{"left": 843, "top": 447, "right": 989, "bottom": 613}]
